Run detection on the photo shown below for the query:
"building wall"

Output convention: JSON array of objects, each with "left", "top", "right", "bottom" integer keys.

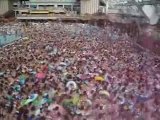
[
  {"left": 13, "top": 0, "right": 78, "bottom": 6},
  {"left": 8, "top": 0, "right": 15, "bottom": 10},
  {"left": 0, "top": 0, "right": 9, "bottom": 15},
  {"left": 30, "top": 0, "right": 77, "bottom": 2},
  {"left": 13, "top": 0, "right": 80, "bottom": 10},
  {"left": 81, "top": 0, "right": 99, "bottom": 15}
]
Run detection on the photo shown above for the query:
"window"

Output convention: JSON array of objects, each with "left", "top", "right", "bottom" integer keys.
[
  {"left": 58, "top": 5, "right": 63, "bottom": 8},
  {"left": 13, "top": 5, "right": 18, "bottom": 8},
  {"left": 64, "top": 5, "right": 71, "bottom": 11},
  {"left": 30, "top": 5, "right": 37, "bottom": 9},
  {"left": 73, "top": 5, "right": 80, "bottom": 12}
]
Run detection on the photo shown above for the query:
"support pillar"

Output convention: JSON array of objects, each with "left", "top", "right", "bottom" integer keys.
[{"left": 71, "top": 5, "right": 73, "bottom": 11}]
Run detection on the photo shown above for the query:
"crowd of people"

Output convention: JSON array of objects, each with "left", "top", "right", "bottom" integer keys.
[
  {"left": 0, "top": 22, "right": 23, "bottom": 36},
  {"left": 0, "top": 22, "right": 160, "bottom": 120}
]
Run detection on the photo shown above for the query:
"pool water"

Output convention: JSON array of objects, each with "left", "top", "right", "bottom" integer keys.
[{"left": 0, "top": 34, "right": 21, "bottom": 46}]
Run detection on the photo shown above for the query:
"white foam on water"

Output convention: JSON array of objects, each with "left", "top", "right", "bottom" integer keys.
[{"left": 142, "top": 5, "right": 159, "bottom": 25}]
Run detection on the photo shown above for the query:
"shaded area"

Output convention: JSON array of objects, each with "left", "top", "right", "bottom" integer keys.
[
  {"left": 138, "top": 35, "right": 160, "bottom": 56},
  {"left": 138, "top": 25, "right": 160, "bottom": 56}
]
